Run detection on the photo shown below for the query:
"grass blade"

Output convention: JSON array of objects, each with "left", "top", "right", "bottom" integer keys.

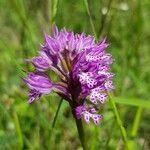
[
  {"left": 52, "top": 98, "right": 63, "bottom": 128},
  {"left": 128, "top": 107, "right": 143, "bottom": 149},
  {"left": 51, "top": 0, "right": 59, "bottom": 24},
  {"left": 108, "top": 93, "right": 129, "bottom": 149},
  {"left": 13, "top": 111, "right": 23, "bottom": 150},
  {"left": 83, "top": 0, "right": 97, "bottom": 40},
  {"left": 114, "top": 97, "right": 150, "bottom": 109}
]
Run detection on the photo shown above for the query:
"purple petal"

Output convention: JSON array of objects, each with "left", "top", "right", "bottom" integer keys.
[
  {"left": 52, "top": 25, "right": 59, "bottom": 37},
  {"left": 28, "top": 89, "right": 41, "bottom": 103},
  {"left": 23, "top": 73, "right": 53, "bottom": 94},
  {"left": 44, "top": 33, "right": 60, "bottom": 54},
  {"left": 31, "top": 56, "right": 51, "bottom": 71}
]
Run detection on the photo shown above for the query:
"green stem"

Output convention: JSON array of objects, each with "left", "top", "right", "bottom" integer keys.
[
  {"left": 75, "top": 118, "right": 86, "bottom": 150},
  {"left": 128, "top": 107, "right": 143, "bottom": 149},
  {"left": 13, "top": 111, "right": 23, "bottom": 150},
  {"left": 108, "top": 93, "right": 129, "bottom": 150},
  {"left": 83, "top": 0, "right": 97, "bottom": 40},
  {"left": 52, "top": 98, "right": 63, "bottom": 128},
  {"left": 131, "top": 107, "right": 143, "bottom": 137},
  {"left": 51, "top": 0, "right": 59, "bottom": 25}
]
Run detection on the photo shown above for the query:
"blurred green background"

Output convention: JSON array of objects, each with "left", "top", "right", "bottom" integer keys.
[{"left": 0, "top": 0, "right": 150, "bottom": 149}]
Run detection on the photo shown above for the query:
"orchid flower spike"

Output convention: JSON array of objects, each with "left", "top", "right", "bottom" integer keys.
[{"left": 23, "top": 25, "right": 114, "bottom": 125}]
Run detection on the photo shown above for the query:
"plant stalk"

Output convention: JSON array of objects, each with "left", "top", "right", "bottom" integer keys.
[
  {"left": 108, "top": 92, "right": 130, "bottom": 150},
  {"left": 75, "top": 118, "right": 86, "bottom": 150}
]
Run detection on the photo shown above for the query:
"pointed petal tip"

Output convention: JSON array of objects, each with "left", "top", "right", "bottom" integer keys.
[{"left": 52, "top": 24, "right": 59, "bottom": 37}]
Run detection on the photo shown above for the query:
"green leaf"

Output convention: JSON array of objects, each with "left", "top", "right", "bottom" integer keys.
[{"left": 114, "top": 97, "right": 150, "bottom": 109}]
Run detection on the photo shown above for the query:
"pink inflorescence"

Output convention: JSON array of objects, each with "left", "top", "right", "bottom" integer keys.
[{"left": 23, "top": 26, "right": 114, "bottom": 125}]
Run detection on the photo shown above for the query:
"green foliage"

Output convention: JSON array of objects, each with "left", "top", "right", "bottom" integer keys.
[{"left": 0, "top": 0, "right": 150, "bottom": 149}]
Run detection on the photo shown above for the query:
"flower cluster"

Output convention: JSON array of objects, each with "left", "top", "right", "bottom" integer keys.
[{"left": 23, "top": 26, "right": 114, "bottom": 125}]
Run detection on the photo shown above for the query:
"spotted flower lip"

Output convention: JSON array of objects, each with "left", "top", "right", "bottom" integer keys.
[
  {"left": 75, "top": 105, "right": 103, "bottom": 125},
  {"left": 23, "top": 25, "right": 114, "bottom": 125}
]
